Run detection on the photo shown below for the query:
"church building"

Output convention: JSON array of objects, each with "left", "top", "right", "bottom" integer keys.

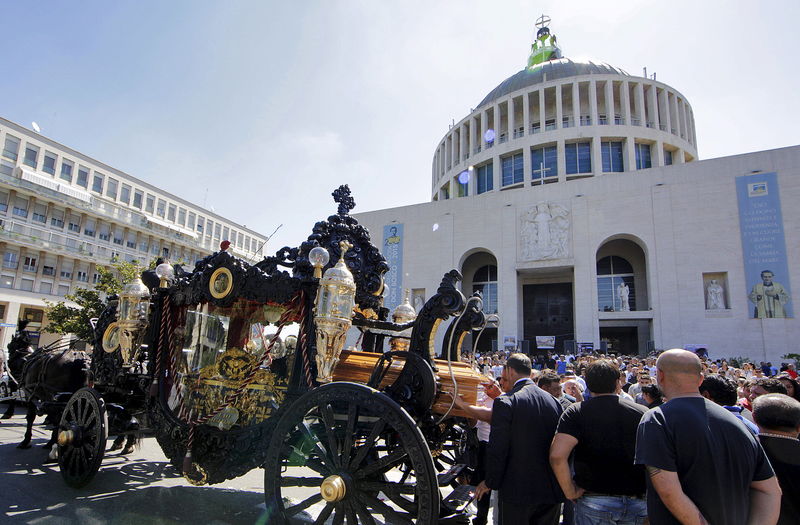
[{"left": 354, "top": 17, "right": 799, "bottom": 361}]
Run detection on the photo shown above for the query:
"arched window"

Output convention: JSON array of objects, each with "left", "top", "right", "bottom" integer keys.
[
  {"left": 596, "top": 256, "right": 636, "bottom": 311},
  {"left": 473, "top": 265, "right": 498, "bottom": 314}
]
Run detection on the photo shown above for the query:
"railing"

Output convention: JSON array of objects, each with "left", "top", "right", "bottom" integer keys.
[
  {"left": 615, "top": 117, "right": 625, "bottom": 125},
  {"left": 545, "top": 122, "right": 556, "bottom": 131},
  {"left": 598, "top": 116, "right": 608, "bottom": 125},
  {"left": 513, "top": 129, "right": 525, "bottom": 138},
  {"left": 562, "top": 116, "right": 573, "bottom": 128},
  {"left": 631, "top": 118, "right": 641, "bottom": 126},
  {"left": 580, "top": 116, "right": 592, "bottom": 126},
  {"left": 473, "top": 146, "right": 482, "bottom": 154},
  {"left": 646, "top": 122, "right": 655, "bottom": 129},
  {"left": 530, "top": 124, "right": 541, "bottom": 134},
  {"left": 498, "top": 134, "right": 508, "bottom": 144}
]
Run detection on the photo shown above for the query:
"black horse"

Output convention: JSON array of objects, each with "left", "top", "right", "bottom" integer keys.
[{"left": 3, "top": 321, "right": 92, "bottom": 450}]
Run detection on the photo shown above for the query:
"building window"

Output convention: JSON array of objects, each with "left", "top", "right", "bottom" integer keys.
[
  {"left": 0, "top": 160, "right": 13, "bottom": 176},
  {"left": 664, "top": 149, "right": 673, "bottom": 166},
  {"left": 2, "top": 135, "right": 20, "bottom": 161},
  {"left": 20, "top": 278, "right": 34, "bottom": 292},
  {"left": 601, "top": 141, "right": 624, "bottom": 173},
  {"left": 92, "top": 173, "right": 104, "bottom": 193},
  {"left": 0, "top": 275, "right": 14, "bottom": 289},
  {"left": 83, "top": 219, "right": 95, "bottom": 237},
  {"left": 50, "top": 213, "right": 64, "bottom": 228},
  {"left": 476, "top": 164, "right": 493, "bottom": 194},
  {"left": 42, "top": 265, "right": 55, "bottom": 276},
  {"left": 39, "top": 281, "right": 52, "bottom": 294},
  {"left": 145, "top": 194, "right": 155, "bottom": 213},
  {"left": 133, "top": 190, "right": 143, "bottom": 209},
  {"left": 156, "top": 199, "right": 166, "bottom": 217},
  {"left": 120, "top": 184, "right": 131, "bottom": 204},
  {"left": 57, "top": 284, "right": 70, "bottom": 296},
  {"left": 472, "top": 265, "right": 498, "bottom": 314},
  {"left": 596, "top": 255, "right": 636, "bottom": 312},
  {"left": 106, "top": 178, "right": 118, "bottom": 199},
  {"left": 77, "top": 167, "right": 89, "bottom": 187},
  {"left": 60, "top": 160, "right": 74, "bottom": 182},
  {"left": 501, "top": 153, "right": 524, "bottom": 186},
  {"left": 167, "top": 204, "right": 176, "bottom": 222},
  {"left": 531, "top": 145, "right": 557, "bottom": 180},
  {"left": 76, "top": 271, "right": 88, "bottom": 282},
  {"left": 635, "top": 143, "right": 652, "bottom": 170},
  {"left": 565, "top": 141, "right": 592, "bottom": 174},
  {"left": 68, "top": 219, "right": 80, "bottom": 233},
  {"left": 0, "top": 191, "right": 7, "bottom": 212},
  {"left": 23, "top": 145, "right": 39, "bottom": 168},
  {"left": 214, "top": 223, "right": 221, "bottom": 240},
  {"left": 3, "top": 252, "right": 18, "bottom": 269},
  {"left": 23, "top": 256, "right": 37, "bottom": 272},
  {"left": 196, "top": 217, "right": 204, "bottom": 233},
  {"left": 177, "top": 207, "right": 186, "bottom": 226},
  {"left": 188, "top": 212, "right": 196, "bottom": 230},
  {"left": 440, "top": 186, "right": 450, "bottom": 200},
  {"left": 12, "top": 196, "right": 28, "bottom": 218},
  {"left": 32, "top": 203, "right": 47, "bottom": 223},
  {"left": 43, "top": 152, "right": 57, "bottom": 175}
]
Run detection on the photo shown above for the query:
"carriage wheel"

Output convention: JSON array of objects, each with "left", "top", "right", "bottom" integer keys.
[
  {"left": 264, "top": 382, "right": 439, "bottom": 524},
  {"left": 57, "top": 387, "right": 107, "bottom": 488}
]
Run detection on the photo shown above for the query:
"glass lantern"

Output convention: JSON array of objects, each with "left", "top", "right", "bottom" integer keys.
[
  {"left": 117, "top": 277, "right": 151, "bottom": 365},
  {"left": 314, "top": 240, "right": 356, "bottom": 382}
]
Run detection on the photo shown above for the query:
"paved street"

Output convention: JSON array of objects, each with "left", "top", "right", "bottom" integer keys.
[{"left": 0, "top": 410, "right": 269, "bottom": 524}]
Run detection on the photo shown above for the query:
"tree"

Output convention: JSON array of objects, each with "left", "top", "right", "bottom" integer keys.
[{"left": 44, "top": 260, "right": 143, "bottom": 342}]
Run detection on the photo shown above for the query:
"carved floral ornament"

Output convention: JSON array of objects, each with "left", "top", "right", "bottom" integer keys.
[{"left": 518, "top": 202, "right": 571, "bottom": 261}]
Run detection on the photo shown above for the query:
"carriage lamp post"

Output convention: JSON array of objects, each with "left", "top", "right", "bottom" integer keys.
[
  {"left": 117, "top": 277, "right": 151, "bottom": 365},
  {"left": 155, "top": 261, "right": 175, "bottom": 288},
  {"left": 390, "top": 289, "right": 416, "bottom": 352},
  {"left": 313, "top": 241, "right": 356, "bottom": 383}
]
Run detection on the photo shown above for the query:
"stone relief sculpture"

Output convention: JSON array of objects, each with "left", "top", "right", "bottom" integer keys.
[
  {"left": 706, "top": 279, "right": 726, "bottom": 310},
  {"left": 519, "top": 202, "right": 570, "bottom": 261}
]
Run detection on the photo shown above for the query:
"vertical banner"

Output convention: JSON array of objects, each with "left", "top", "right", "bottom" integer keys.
[
  {"left": 736, "top": 172, "right": 792, "bottom": 318},
  {"left": 382, "top": 224, "right": 404, "bottom": 312}
]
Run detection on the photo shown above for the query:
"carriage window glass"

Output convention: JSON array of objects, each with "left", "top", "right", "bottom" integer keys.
[{"left": 173, "top": 299, "right": 297, "bottom": 429}]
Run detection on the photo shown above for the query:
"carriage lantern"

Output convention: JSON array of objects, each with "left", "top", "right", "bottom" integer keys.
[
  {"left": 313, "top": 240, "right": 356, "bottom": 383},
  {"left": 117, "top": 277, "right": 151, "bottom": 365},
  {"left": 389, "top": 290, "right": 416, "bottom": 352}
]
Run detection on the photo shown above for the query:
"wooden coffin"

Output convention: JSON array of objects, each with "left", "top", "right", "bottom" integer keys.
[{"left": 332, "top": 350, "right": 487, "bottom": 419}]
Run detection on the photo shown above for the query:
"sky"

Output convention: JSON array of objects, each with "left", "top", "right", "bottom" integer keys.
[{"left": 3, "top": 0, "right": 799, "bottom": 252}]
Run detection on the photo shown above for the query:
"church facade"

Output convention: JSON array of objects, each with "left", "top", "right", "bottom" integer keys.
[{"left": 354, "top": 19, "right": 799, "bottom": 361}]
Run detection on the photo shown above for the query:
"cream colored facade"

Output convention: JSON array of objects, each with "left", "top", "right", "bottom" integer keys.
[{"left": 0, "top": 117, "right": 268, "bottom": 350}]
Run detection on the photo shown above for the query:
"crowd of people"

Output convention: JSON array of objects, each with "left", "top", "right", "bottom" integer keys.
[{"left": 451, "top": 349, "right": 800, "bottom": 525}]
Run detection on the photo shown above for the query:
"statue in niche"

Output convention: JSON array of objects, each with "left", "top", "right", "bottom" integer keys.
[
  {"left": 519, "top": 202, "right": 570, "bottom": 261},
  {"left": 617, "top": 282, "right": 630, "bottom": 311},
  {"left": 706, "top": 279, "right": 726, "bottom": 310}
]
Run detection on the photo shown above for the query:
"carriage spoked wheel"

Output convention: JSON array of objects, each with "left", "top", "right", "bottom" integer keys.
[
  {"left": 264, "top": 382, "right": 439, "bottom": 524},
  {"left": 57, "top": 387, "right": 107, "bottom": 488}
]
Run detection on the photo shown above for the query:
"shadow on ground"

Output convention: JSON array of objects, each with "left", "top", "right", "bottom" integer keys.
[{"left": 1, "top": 415, "right": 270, "bottom": 525}]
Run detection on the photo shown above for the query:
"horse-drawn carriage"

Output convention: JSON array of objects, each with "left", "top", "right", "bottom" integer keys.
[{"left": 57, "top": 186, "right": 492, "bottom": 524}]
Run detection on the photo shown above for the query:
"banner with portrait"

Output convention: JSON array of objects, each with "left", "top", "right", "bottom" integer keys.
[
  {"left": 736, "top": 173, "right": 792, "bottom": 318},
  {"left": 381, "top": 224, "right": 404, "bottom": 313}
]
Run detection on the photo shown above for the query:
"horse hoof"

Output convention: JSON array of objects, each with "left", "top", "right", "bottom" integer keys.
[
  {"left": 1, "top": 414, "right": 12, "bottom": 420},
  {"left": 108, "top": 444, "right": 123, "bottom": 452},
  {"left": 121, "top": 446, "right": 135, "bottom": 455},
  {"left": 17, "top": 442, "right": 31, "bottom": 449}
]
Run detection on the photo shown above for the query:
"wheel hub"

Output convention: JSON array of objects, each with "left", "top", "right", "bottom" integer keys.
[
  {"left": 57, "top": 429, "right": 75, "bottom": 446},
  {"left": 320, "top": 474, "right": 346, "bottom": 502}
]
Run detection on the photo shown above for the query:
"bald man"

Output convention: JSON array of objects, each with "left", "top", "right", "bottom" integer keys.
[{"left": 634, "top": 350, "right": 781, "bottom": 525}]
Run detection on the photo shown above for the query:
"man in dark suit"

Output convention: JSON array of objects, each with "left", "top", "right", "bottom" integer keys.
[{"left": 475, "top": 353, "right": 564, "bottom": 524}]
